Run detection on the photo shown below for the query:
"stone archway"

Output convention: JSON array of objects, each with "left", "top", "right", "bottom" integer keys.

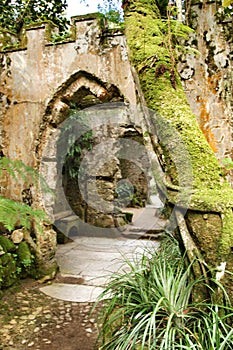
[{"left": 38, "top": 71, "right": 150, "bottom": 239}]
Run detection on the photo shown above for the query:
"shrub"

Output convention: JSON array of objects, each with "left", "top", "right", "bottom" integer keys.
[{"left": 96, "top": 238, "right": 233, "bottom": 349}]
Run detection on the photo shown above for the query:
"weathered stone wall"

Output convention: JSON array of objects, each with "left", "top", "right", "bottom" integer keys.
[
  {"left": 0, "top": 15, "right": 137, "bottom": 198},
  {"left": 178, "top": 1, "right": 233, "bottom": 174},
  {"left": 0, "top": 14, "right": 142, "bottom": 275},
  {"left": 1, "top": 8, "right": 232, "bottom": 283}
]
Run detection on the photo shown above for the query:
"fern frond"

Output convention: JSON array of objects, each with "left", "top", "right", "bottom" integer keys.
[
  {"left": 0, "top": 196, "right": 49, "bottom": 232},
  {"left": 0, "top": 157, "right": 53, "bottom": 194}
]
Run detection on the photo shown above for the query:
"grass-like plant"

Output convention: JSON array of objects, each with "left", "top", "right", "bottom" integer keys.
[
  {"left": 183, "top": 303, "right": 233, "bottom": 349},
  {"left": 96, "top": 238, "right": 233, "bottom": 349}
]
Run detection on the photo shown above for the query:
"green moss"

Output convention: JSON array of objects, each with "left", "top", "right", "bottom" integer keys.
[
  {"left": 124, "top": 0, "right": 233, "bottom": 197},
  {"left": 17, "top": 241, "right": 36, "bottom": 278},
  {"left": 124, "top": 0, "right": 233, "bottom": 297},
  {"left": 0, "top": 29, "right": 23, "bottom": 52},
  {"left": 125, "top": 0, "right": 161, "bottom": 19},
  {"left": 186, "top": 211, "right": 222, "bottom": 266},
  {"left": 71, "top": 13, "right": 99, "bottom": 22},
  {"left": 0, "top": 236, "right": 16, "bottom": 253},
  {"left": 0, "top": 253, "right": 17, "bottom": 288},
  {"left": 17, "top": 241, "right": 33, "bottom": 267},
  {"left": 220, "top": 209, "right": 233, "bottom": 257},
  {"left": 34, "top": 260, "right": 58, "bottom": 280}
]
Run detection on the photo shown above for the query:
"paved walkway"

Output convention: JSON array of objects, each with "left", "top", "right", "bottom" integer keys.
[{"left": 41, "top": 196, "right": 166, "bottom": 303}]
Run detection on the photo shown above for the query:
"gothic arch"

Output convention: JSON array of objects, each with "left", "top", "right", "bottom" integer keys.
[
  {"left": 37, "top": 71, "right": 125, "bottom": 225},
  {"left": 45, "top": 70, "right": 124, "bottom": 126},
  {"left": 37, "top": 71, "right": 149, "bottom": 238}
]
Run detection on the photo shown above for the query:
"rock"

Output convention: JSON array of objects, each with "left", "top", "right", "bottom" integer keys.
[
  {"left": 11, "top": 229, "right": 24, "bottom": 244},
  {"left": 9, "top": 319, "right": 17, "bottom": 325},
  {"left": 28, "top": 314, "right": 36, "bottom": 320},
  {"left": 38, "top": 270, "right": 56, "bottom": 284},
  {"left": 0, "top": 253, "right": 17, "bottom": 287},
  {"left": 86, "top": 328, "right": 93, "bottom": 333},
  {"left": 0, "top": 235, "right": 16, "bottom": 252},
  {"left": 17, "top": 241, "right": 34, "bottom": 271},
  {"left": 0, "top": 244, "right": 5, "bottom": 255},
  {"left": 88, "top": 213, "right": 115, "bottom": 228}
]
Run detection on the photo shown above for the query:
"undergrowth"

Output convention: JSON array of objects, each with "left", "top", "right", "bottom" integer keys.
[
  {"left": 95, "top": 237, "right": 233, "bottom": 349},
  {"left": 0, "top": 157, "right": 50, "bottom": 231}
]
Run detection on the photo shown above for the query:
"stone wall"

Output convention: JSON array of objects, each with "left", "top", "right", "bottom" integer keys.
[
  {"left": 0, "top": 14, "right": 143, "bottom": 275},
  {"left": 0, "top": 8, "right": 232, "bottom": 279},
  {"left": 0, "top": 15, "right": 137, "bottom": 197},
  {"left": 178, "top": 1, "right": 233, "bottom": 177}
]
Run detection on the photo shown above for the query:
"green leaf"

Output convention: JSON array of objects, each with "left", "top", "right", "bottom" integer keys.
[
  {"left": 222, "top": 0, "right": 232, "bottom": 7},
  {"left": 0, "top": 0, "right": 69, "bottom": 34}
]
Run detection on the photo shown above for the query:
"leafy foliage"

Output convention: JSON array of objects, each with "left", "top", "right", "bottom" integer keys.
[
  {"left": 58, "top": 109, "right": 93, "bottom": 179},
  {"left": 96, "top": 238, "right": 233, "bottom": 349},
  {"left": 222, "top": 0, "right": 233, "bottom": 6},
  {"left": 98, "top": 10, "right": 124, "bottom": 28},
  {"left": 0, "top": 157, "right": 51, "bottom": 194},
  {"left": 97, "top": 0, "right": 123, "bottom": 17},
  {"left": 0, "top": 0, "right": 69, "bottom": 34},
  {"left": 0, "top": 197, "right": 48, "bottom": 231},
  {"left": 0, "top": 157, "right": 50, "bottom": 231}
]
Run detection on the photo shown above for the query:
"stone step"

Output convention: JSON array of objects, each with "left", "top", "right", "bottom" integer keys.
[
  {"left": 40, "top": 237, "right": 161, "bottom": 302},
  {"left": 40, "top": 283, "right": 106, "bottom": 303},
  {"left": 121, "top": 229, "right": 166, "bottom": 240},
  {"left": 126, "top": 225, "right": 166, "bottom": 233}
]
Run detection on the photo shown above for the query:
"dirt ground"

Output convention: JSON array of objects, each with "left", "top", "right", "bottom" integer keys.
[{"left": 0, "top": 278, "right": 102, "bottom": 350}]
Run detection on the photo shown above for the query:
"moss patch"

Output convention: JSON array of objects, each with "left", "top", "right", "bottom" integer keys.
[
  {"left": 0, "top": 239, "right": 37, "bottom": 289},
  {"left": 0, "top": 253, "right": 17, "bottom": 288},
  {"left": 0, "top": 236, "right": 16, "bottom": 252},
  {"left": 17, "top": 241, "right": 33, "bottom": 266},
  {"left": 125, "top": 5, "right": 224, "bottom": 190},
  {"left": 123, "top": 0, "right": 233, "bottom": 294}
]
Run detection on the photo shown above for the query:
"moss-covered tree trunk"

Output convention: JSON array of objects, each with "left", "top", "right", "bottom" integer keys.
[{"left": 123, "top": 0, "right": 233, "bottom": 302}]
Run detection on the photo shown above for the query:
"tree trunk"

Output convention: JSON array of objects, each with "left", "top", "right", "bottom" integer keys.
[{"left": 123, "top": 0, "right": 233, "bottom": 302}]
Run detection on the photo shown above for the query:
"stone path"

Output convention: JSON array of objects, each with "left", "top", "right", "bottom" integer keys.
[
  {"left": 0, "top": 281, "right": 99, "bottom": 350},
  {"left": 0, "top": 196, "right": 166, "bottom": 349},
  {"left": 40, "top": 196, "right": 166, "bottom": 303}
]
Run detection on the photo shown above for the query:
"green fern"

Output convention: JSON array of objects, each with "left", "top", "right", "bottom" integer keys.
[
  {"left": 0, "top": 197, "right": 49, "bottom": 231},
  {"left": 0, "top": 157, "right": 50, "bottom": 232},
  {"left": 0, "top": 157, "right": 52, "bottom": 194}
]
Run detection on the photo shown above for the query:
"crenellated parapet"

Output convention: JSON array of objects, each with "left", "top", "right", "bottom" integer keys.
[{"left": 0, "top": 13, "right": 124, "bottom": 53}]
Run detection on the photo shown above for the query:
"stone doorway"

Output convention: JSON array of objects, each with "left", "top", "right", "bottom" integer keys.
[
  {"left": 62, "top": 123, "right": 150, "bottom": 231},
  {"left": 39, "top": 71, "right": 153, "bottom": 240}
]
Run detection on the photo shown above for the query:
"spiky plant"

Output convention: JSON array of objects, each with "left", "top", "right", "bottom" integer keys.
[{"left": 96, "top": 238, "right": 233, "bottom": 349}]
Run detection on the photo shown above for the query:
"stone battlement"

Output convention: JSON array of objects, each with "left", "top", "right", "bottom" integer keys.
[{"left": 0, "top": 13, "right": 124, "bottom": 53}]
